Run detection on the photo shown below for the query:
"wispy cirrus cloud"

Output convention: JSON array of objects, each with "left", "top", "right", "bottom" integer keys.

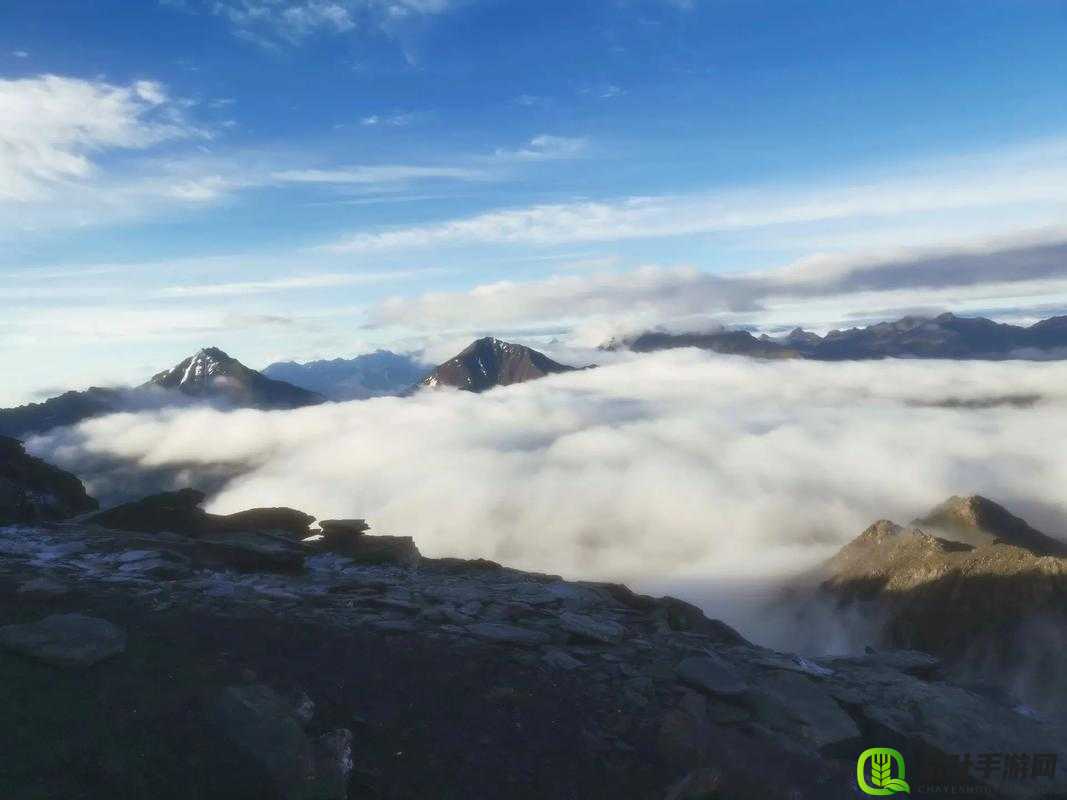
[
  {"left": 271, "top": 164, "right": 489, "bottom": 185},
  {"left": 320, "top": 138, "right": 1067, "bottom": 254},
  {"left": 157, "top": 268, "right": 439, "bottom": 297},
  {"left": 170, "top": 0, "right": 454, "bottom": 48}
]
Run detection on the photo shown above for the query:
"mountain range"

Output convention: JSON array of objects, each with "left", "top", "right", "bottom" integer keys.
[
  {"left": 0, "top": 339, "right": 584, "bottom": 439},
  {"left": 606, "top": 312, "right": 1067, "bottom": 360},
  {"left": 262, "top": 351, "right": 429, "bottom": 401},
  {"left": 0, "top": 348, "right": 323, "bottom": 440}
]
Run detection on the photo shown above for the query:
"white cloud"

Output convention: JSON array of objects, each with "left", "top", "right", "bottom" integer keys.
[
  {"left": 359, "top": 111, "right": 418, "bottom": 126},
  {"left": 33, "top": 354, "right": 1067, "bottom": 603},
  {"left": 492, "top": 134, "right": 588, "bottom": 162},
  {"left": 11, "top": 50, "right": 29, "bottom": 59},
  {"left": 366, "top": 232, "right": 1067, "bottom": 333},
  {"left": 157, "top": 268, "right": 438, "bottom": 297},
  {"left": 320, "top": 138, "right": 1067, "bottom": 254},
  {"left": 271, "top": 164, "right": 488, "bottom": 184},
  {"left": 202, "top": 0, "right": 452, "bottom": 47},
  {"left": 0, "top": 74, "right": 197, "bottom": 202}
]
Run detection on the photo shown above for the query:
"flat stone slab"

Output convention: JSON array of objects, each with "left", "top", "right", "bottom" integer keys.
[
  {"left": 676, "top": 654, "right": 747, "bottom": 697},
  {"left": 0, "top": 613, "right": 126, "bottom": 668},
  {"left": 466, "top": 622, "right": 551, "bottom": 646},
  {"left": 558, "top": 611, "right": 625, "bottom": 644}
]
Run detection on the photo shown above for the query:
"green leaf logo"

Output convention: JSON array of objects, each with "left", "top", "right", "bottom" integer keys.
[{"left": 857, "top": 748, "right": 911, "bottom": 795}]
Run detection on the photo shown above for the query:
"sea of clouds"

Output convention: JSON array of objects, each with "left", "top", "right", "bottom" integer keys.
[{"left": 31, "top": 350, "right": 1067, "bottom": 644}]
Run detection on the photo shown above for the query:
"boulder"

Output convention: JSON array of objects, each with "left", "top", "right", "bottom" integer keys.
[
  {"left": 89, "top": 488, "right": 209, "bottom": 534},
  {"left": 466, "top": 622, "right": 552, "bottom": 646},
  {"left": 318, "top": 519, "right": 370, "bottom": 537},
  {"left": 676, "top": 654, "right": 747, "bottom": 697},
  {"left": 0, "top": 435, "right": 98, "bottom": 524},
  {"left": 663, "top": 768, "right": 722, "bottom": 800},
  {"left": 214, "top": 507, "right": 316, "bottom": 539},
  {"left": 558, "top": 611, "right": 625, "bottom": 644},
  {"left": 0, "top": 613, "right": 126, "bottom": 668},
  {"left": 745, "top": 670, "right": 860, "bottom": 751},
  {"left": 216, "top": 682, "right": 345, "bottom": 800},
  {"left": 197, "top": 532, "right": 307, "bottom": 573},
  {"left": 319, "top": 533, "right": 420, "bottom": 566}
]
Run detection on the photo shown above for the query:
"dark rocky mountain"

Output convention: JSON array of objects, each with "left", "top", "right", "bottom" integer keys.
[
  {"left": 0, "top": 387, "right": 129, "bottom": 439},
  {"left": 607, "top": 312, "right": 1067, "bottom": 361},
  {"left": 263, "top": 350, "right": 429, "bottom": 401},
  {"left": 0, "top": 348, "right": 323, "bottom": 439},
  {"left": 420, "top": 337, "right": 586, "bottom": 392},
  {"left": 793, "top": 496, "right": 1067, "bottom": 714},
  {"left": 145, "top": 347, "right": 324, "bottom": 410},
  {"left": 0, "top": 435, "right": 98, "bottom": 524},
  {"left": 604, "top": 329, "right": 797, "bottom": 359}
]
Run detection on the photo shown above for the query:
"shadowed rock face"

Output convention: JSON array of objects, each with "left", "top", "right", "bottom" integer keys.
[
  {"left": 0, "top": 436, "right": 98, "bottom": 524},
  {"left": 420, "top": 337, "right": 584, "bottom": 392},
  {"left": 913, "top": 494, "right": 1067, "bottom": 556}
]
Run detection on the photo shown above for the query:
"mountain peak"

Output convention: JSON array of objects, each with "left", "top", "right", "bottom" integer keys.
[
  {"left": 420, "top": 338, "right": 584, "bottom": 392},
  {"left": 144, "top": 348, "right": 324, "bottom": 410},
  {"left": 913, "top": 494, "right": 1067, "bottom": 556}
]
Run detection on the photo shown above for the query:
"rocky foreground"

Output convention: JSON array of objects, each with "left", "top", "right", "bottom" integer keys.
[{"left": 2, "top": 442, "right": 1066, "bottom": 799}]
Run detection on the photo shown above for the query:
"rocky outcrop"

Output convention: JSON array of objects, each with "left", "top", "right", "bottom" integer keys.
[
  {"left": 0, "top": 436, "right": 98, "bottom": 524},
  {"left": 800, "top": 499, "right": 1067, "bottom": 714},
  {"left": 2, "top": 511, "right": 1066, "bottom": 799}
]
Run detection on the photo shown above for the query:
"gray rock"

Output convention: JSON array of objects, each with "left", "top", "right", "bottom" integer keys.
[
  {"left": 213, "top": 683, "right": 348, "bottom": 800},
  {"left": 542, "top": 649, "right": 584, "bottom": 670},
  {"left": 746, "top": 670, "right": 860, "bottom": 750},
  {"left": 830, "top": 648, "right": 940, "bottom": 677},
  {"left": 676, "top": 654, "right": 747, "bottom": 697},
  {"left": 213, "top": 684, "right": 317, "bottom": 799},
  {"left": 17, "top": 577, "right": 71, "bottom": 597},
  {"left": 558, "top": 611, "right": 625, "bottom": 644},
  {"left": 466, "top": 622, "right": 551, "bottom": 646},
  {"left": 198, "top": 532, "right": 307, "bottom": 573},
  {"left": 663, "top": 768, "right": 722, "bottom": 800},
  {"left": 313, "top": 729, "right": 353, "bottom": 799},
  {"left": 0, "top": 613, "right": 126, "bottom": 668},
  {"left": 657, "top": 691, "right": 715, "bottom": 771}
]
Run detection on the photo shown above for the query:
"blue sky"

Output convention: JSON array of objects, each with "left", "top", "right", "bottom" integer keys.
[{"left": 4, "top": 0, "right": 1067, "bottom": 403}]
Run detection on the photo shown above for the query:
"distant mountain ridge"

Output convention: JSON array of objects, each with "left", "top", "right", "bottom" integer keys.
[
  {"left": 263, "top": 350, "right": 429, "bottom": 401},
  {"left": 605, "top": 312, "right": 1067, "bottom": 360},
  {"left": 420, "top": 337, "right": 585, "bottom": 392},
  {"left": 0, "top": 348, "right": 322, "bottom": 439}
]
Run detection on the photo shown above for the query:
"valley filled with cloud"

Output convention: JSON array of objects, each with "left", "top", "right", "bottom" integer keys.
[{"left": 32, "top": 351, "right": 1067, "bottom": 640}]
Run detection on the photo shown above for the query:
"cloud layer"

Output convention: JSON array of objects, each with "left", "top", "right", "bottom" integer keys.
[{"left": 34, "top": 353, "right": 1067, "bottom": 601}]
